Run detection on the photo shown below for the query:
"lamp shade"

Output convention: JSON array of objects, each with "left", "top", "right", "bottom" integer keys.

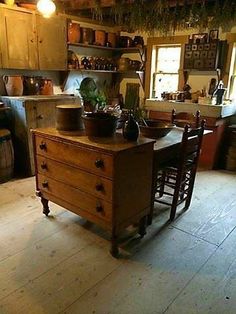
[{"left": 37, "top": 0, "right": 56, "bottom": 18}]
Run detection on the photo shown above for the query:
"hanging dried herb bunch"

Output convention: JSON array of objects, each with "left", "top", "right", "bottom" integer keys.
[{"left": 85, "top": 0, "right": 236, "bottom": 34}]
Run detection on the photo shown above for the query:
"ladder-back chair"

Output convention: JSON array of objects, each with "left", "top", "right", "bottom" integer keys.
[{"left": 154, "top": 119, "right": 205, "bottom": 221}]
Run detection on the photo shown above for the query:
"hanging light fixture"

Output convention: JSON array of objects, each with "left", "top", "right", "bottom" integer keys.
[{"left": 37, "top": 0, "right": 56, "bottom": 18}]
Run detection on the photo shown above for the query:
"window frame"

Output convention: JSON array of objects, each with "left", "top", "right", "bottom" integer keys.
[
  {"left": 221, "top": 33, "right": 236, "bottom": 100},
  {"left": 152, "top": 45, "right": 182, "bottom": 99},
  {"left": 227, "top": 43, "right": 236, "bottom": 99},
  {"left": 145, "top": 35, "right": 189, "bottom": 99}
]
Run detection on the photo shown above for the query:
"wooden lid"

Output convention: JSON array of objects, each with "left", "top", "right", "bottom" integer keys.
[{"left": 56, "top": 104, "right": 82, "bottom": 109}]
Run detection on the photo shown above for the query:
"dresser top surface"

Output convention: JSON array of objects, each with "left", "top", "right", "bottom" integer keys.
[{"left": 32, "top": 128, "right": 155, "bottom": 153}]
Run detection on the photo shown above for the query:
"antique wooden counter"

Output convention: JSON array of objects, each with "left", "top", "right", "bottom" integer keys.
[
  {"left": 1, "top": 95, "right": 81, "bottom": 176},
  {"left": 32, "top": 128, "right": 155, "bottom": 257}
]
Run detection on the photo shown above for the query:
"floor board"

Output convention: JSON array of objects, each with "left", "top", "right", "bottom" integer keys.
[{"left": 0, "top": 170, "right": 236, "bottom": 314}]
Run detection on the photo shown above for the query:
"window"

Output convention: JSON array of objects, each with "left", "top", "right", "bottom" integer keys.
[
  {"left": 152, "top": 46, "right": 181, "bottom": 99},
  {"left": 228, "top": 44, "right": 236, "bottom": 100}
]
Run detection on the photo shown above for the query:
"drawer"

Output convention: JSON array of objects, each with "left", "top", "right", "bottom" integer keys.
[
  {"left": 38, "top": 174, "right": 112, "bottom": 222},
  {"left": 36, "top": 155, "right": 113, "bottom": 201},
  {"left": 35, "top": 136, "right": 113, "bottom": 178}
]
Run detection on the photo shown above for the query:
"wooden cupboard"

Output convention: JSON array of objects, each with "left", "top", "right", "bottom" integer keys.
[
  {"left": 0, "top": 6, "right": 67, "bottom": 70},
  {"left": 0, "top": 7, "right": 37, "bottom": 69},
  {"left": 32, "top": 128, "right": 154, "bottom": 256},
  {"left": 37, "top": 15, "right": 67, "bottom": 70},
  {"left": 1, "top": 96, "right": 81, "bottom": 176}
]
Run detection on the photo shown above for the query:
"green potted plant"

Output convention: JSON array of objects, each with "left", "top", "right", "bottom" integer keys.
[{"left": 78, "top": 78, "right": 106, "bottom": 112}]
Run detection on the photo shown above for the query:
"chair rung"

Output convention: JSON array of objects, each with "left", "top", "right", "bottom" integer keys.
[
  {"left": 155, "top": 195, "right": 188, "bottom": 207},
  {"left": 176, "top": 196, "right": 188, "bottom": 205},
  {"left": 155, "top": 190, "right": 174, "bottom": 197},
  {"left": 154, "top": 198, "right": 172, "bottom": 206}
]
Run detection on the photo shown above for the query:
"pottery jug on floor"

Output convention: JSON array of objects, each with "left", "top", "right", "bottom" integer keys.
[{"left": 3, "top": 75, "right": 23, "bottom": 96}]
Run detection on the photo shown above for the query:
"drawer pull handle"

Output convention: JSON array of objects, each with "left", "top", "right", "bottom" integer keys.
[
  {"left": 39, "top": 142, "right": 47, "bottom": 150},
  {"left": 95, "top": 159, "right": 104, "bottom": 168},
  {"left": 41, "top": 162, "right": 47, "bottom": 170},
  {"left": 96, "top": 205, "right": 103, "bottom": 213},
  {"left": 42, "top": 181, "right": 48, "bottom": 188},
  {"left": 37, "top": 114, "right": 44, "bottom": 120},
  {"left": 95, "top": 183, "right": 104, "bottom": 192}
]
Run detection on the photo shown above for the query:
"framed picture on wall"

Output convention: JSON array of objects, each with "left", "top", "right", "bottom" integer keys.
[
  {"left": 192, "top": 33, "right": 208, "bottom": 44},
  {"left": 209, "top": 29, "right": 219, "bottom": 42}
]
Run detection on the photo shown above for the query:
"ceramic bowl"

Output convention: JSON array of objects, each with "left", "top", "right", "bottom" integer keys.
[{"left": 140, "top": 120, "right": 175, "bottom": 139}]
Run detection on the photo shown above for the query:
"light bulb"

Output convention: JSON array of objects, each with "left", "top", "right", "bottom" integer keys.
[{"left": 37, "top": 0, "right": 56, "bottom": 18}]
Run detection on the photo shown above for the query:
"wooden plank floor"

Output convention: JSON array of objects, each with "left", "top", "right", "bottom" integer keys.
[{"left": 0, "top": 170, "right": 236, "bottom": 314}]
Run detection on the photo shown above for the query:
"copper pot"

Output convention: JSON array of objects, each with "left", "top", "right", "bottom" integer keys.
[
  {"left": 94, "top": 30, "right": 106, "bottom": 46},
  {"left": 67, "top": 21, "right": 80, "bottom": 43},
  {"left": 107, "top": 32, "right": 117, "bottom": 48},
  {"left": 81, "top": 27, "right": 94, "bottom": 45}
]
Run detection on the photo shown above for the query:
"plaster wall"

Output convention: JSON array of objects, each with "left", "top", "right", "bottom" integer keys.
[{"left": 121, "top": 25, "right": 236, "bottom": 103}]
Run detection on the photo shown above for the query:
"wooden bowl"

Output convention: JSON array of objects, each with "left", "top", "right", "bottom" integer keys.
[
  {"left": 140, "top": 120, "right": 175, "bottom": 139},
  {"left": 82, "top": 112, "right": 118, "bottom": 137}
]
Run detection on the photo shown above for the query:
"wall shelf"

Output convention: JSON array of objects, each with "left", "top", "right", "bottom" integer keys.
[
  {"left": 67, "top": 69, "right": 144, "bottom": 74},
  {"left": 64, "top": 42, "right": 146, "bottom": 91},
  {"left": 60, "top": 69, "right": 145, "bottom": 91},
  {"left": 68, "top": 42, "right": 145, "bottom": 55}
]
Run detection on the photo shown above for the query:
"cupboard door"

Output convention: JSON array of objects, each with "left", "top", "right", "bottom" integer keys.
[
  {"left": 37, "top": 15, "right": 67, "bottom": 70},
  {"left": 0, "top": 8, "right": 37, "bottom": 69}
]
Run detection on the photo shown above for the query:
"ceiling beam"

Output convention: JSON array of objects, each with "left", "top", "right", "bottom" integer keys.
[{"left": 64, "top": 0, "right": 116, "bottom": 10}]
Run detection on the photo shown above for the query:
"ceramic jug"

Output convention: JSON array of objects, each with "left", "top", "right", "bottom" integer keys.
[
  {"left": 40, "top": 79, "right": 54, "bottom": 95},
  {"left": 23, "top": 76, "right": 40, "bottom": 95},
  {"left": 3, "top": 75, "right": 23, "bottom": 96},
  {"left": 123, "top": 112, "right": 139, "bottom": 141}
]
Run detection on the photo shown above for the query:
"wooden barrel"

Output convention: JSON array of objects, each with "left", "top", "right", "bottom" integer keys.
[{"left": 0, "top": 129, "right": 14, "bottom": 183}]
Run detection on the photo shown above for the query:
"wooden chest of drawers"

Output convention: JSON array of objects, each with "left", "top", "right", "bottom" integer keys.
[{"left": 32, "top": 128, "right": 154, "bottom": 257}]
